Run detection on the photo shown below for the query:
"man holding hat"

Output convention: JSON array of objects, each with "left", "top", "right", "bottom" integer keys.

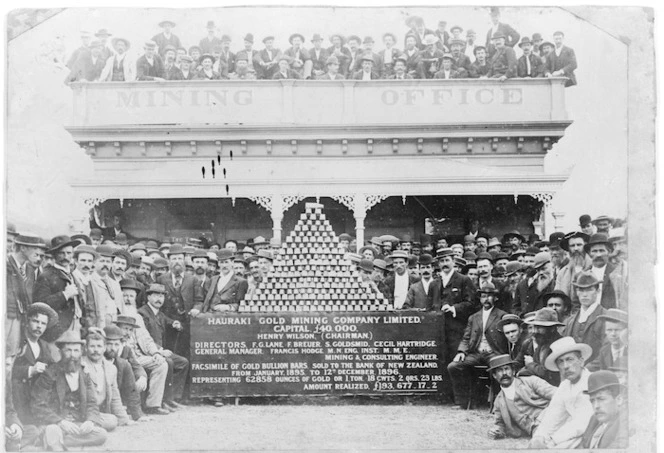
[
  {"left": 403, "top": 254, "right": 440, "bottom": 310},
  {"left": 256, "top": 36, "right": 282, "bottom": 79},
  {"left": 115, "top": 315, "right": 170, "bottom": 415},
  {"left": 136, "top": 40, "right": 166, "bottom": 81},
  {"left": 202, "top": 248, "right": 248, "bottom": 313},
  {"left": 379, "top": 250, "right": 421, "bottom": 309},
  {"left": 448, "top": 282, "right": 507, "bottom": 408},
  {"left": 561, "top": 272, "right": 607, "bottom": 371},
  {"left": 30, "top": 329, "right": 108, "bottom": 450},
  {"left": 578, "top": 370, "right": 628, "bottom": 448},
  {"left": 152, "top": 20, "right": 182, "bottom": 58},
  {"left": 485, "top": 7, "right": 520, "bottom": 56},
  {"left": 516, "top": 36, "right": 544, "bottom": 78},
  {"left": 157, "top": 244, "right": 204, "bottom": 359},
  {"left": 487, "top": 354, "right": 556, "bottom": 439},
  {"left": 530, "top": 337, "right": 594, "bottom": 448},
  {"left": 582, "top": 233, "right": 617, "bottom": 309},
  {"left": 12, "top": 302, "right": 58, "bottom": 428},
  {"left": 33, "top": 236, "right": 83, "bottom": 344},
  {"left": 597, "top": 309, "right": 628, "bottom": 371},
  {"left": 100, "top": 36, "right": 134, "bottom": 82}
]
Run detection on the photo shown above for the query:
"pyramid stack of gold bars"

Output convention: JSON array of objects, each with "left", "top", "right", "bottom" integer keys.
[{"left": 239, "top": 202, "right": 393, "bottom": 312}]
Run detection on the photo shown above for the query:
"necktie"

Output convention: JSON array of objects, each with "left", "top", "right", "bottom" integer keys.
[
  {"left": 175, "top": 276, "right": 182, "bottom": 288},
  {"left": 526, "top": 56, "right": 531, "bottom": 75},
  {"left": 19, "top": 264, "right": 27, "bottom": 282}
]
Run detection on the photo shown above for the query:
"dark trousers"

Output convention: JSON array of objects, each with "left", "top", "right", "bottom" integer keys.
[
  {"left": 115, "top": 357, "right": 144, "bottom": 420},
  {"left": 447, "top": 351, "right": 496, "bottom": 406},
  {"left": 164, "top": 353, "right": 189, "bottom": 403},
  {"left": 441, "top": 323, "right": 465, "bottom": 401}
]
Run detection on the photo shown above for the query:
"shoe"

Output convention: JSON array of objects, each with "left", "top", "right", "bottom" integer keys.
[
  {"left": 170, "top": 400, "right": 187, "bottom": 409},
  {"left": 162, "top": 402, "right": 177, "bottom": 412},
  {"left": 214, "top": 400, "right": 224, "bottom": 407},
  {"left": 145, "top": 407, "right": 170, "bottom": 415}
]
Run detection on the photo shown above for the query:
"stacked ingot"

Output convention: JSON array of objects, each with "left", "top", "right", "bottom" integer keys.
[{"left": 239, "top": 202, "right": 392, "bottom": 312}]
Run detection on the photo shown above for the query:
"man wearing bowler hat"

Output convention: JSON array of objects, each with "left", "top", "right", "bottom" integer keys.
[
  {"left": 34, "top": 235, "right": 83, "bottom": 345},
  {"left": 530, "top": 337, "right": 594, "bottom": 448},
  {"left": 65, "top": 39, "right": 106, "bottom": 83},
  {"left": 578, "top": 370, "right": 628, "bottom": 448},
  {"left": 487, "top": 354, "right": 555, "bottom": 439},
  {"left": 516, "top": 36, "right": 544, "bottom": 78},
  {"left": 516, "top": 307, "right": 564, "bottom": 386},
  {"left": 235, "top": 34, "right": 258, "bottom": 75},
  {"left": 156, "top": 244, "right": 204, "bottom": 359},
  {"left": 403, "top": 254, "right": 440, "bottom": 310},
  {"left": 12, "top": 303, "right": 58, "bottom": 429},
  {"left": 202, "top": 248, "right": 248, "bottom": 313},
  {"left": 485, "top": 7, "right": 520, "bottom": 57},
  {"left": 488, "top": 32, "right": 517, "bottom": 80},
  {"left": 152, "top": 20, "right": 182, "bottom": 58},
  {"left": 596, "top": 309, "right": 628, "bottom": 371},
  {"left": 448, "top": 282, "right": 507, "bottom": 408},
  {"left": 199, "top": 20, "right": 221, "bottom": 55},
  {"left": 30, "top": 329, "right": 108, "bottom": 450},
  {"left": 582, "top": 233, "right": 617, "bottom": 309}
]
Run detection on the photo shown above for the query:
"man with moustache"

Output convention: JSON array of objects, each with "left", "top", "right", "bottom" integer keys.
[
  {"left": 319, "top": 55, "right": 345, "bottom": 80},
  {"left": 578, "top": 370, "right": 628, "bottom": 448},
  {"left": 157, "top": 244, "right": 204, "bottom": 359},
  {"left": 245, "top": 257, "right": 263, "bottom": 300},
  {"left": 516, "top": 308, "right": 564, "bottom": 386},
  {"left": 233, "top": 256, "right": 247, "bottom": 278},
  {"left": 582, "top": 233, "right": 617, "bottom": 309},
  {"left": 191, "top": 250, "right": 211, "bottom": 292},
  {"left": 12, "top": 303, "right": 58, "bottom": 429},
  {"left": 469, "top": 46, "right": 491, "bottom": 78},
  {"left": 561, "top": 273, "right": 606, "bottom": 371},
  {"left": 542, "top": 290, "right": 573, "bottom": 325},
  {"left": 500, "top": 262, "right": 523, "bottom": 314},
  {"left": 608, "top": 229, "right": 627, "bottom": 310},
  {"left": 33, "top": 235, "right": 83, "bottom": 345},
  {"left": 555, "top": 231, "right": 591, "bottom": 310},
  {"left": 476, "top": 252, "right": 507, "bottom": 309},
  {"left": 71, "top": 245, "right": 103, "bottom": 330},
  {"left": 110, "top": 250, "right": 130, "bottom": 282},
  {"left": 152, "top": 257, "right": 169, "bottom": 280},
  {"left": 138, "top": 285, "right": 189, "bottom": 410},
  {"left": 89, "top": 246, "right": 123, "bottom": 328},
  {"left": 498, "top": 314, "right": 526, "bottom": 360},
  {"left": 100, "top": 37, "right": 134, "bottom": 81},
  {"left": 403, "top": 254, "right": 440, "bottom": 310},
  {"left": 80, "top": 329, "right": 130, "bottom": 430},
  {"left": 516, "top": 37, "right": 544, "bottom": 78},
  {"left": 162, "top": 46, "right": 184, "bottom": 80},
  {"left": 522, "top": 252, "right": 557, "bottom": 314},
  {"left": 30, "top": 330, "right": 108, "bottom": 450},
  {"left": 104, "top": 323, "right": 150, "bottom": 422},
  {"left": 488, "top": 354, "right": 556, "bottom": 439},
  {"left": 488, "top": 33, "right": 517, "bottom": 80},
  {"left": 530, "top": 337, "right": 594, "bottom": 448},
  {"left": 448, "top": 283, "right": 507, "bottom": 409},
  {"left": 201, "top": 249, "right": 248, "bottom": 313},
  {"left": 379, "top": 250, "right": 421, "bottom": 309},
  {"left": 434, "top": 248, "right": 477, "bottom": 403}
]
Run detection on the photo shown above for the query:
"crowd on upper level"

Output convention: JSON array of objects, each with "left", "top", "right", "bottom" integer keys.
[{"left": 64, "top": 7, "right": 577, "bottom": 85}]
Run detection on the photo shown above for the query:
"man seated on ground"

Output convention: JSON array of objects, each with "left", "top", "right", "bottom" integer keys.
[
  {"left": 578, "top": 370, "right": 628, "bottom": 448},
  {"left": 497, "top": 314, "right": 526, "bottom": 360},
  {"left": 487, "top": 354, "right": 556, "bottom": 439},
  {"left": 530, "top": 337, "right": 594, "bottom": 448},
  {"left": 447, "top": 282, "right": 507, "bottom": 408},
  {"left": 596, "top": 309, "right": 628, "bottom": 370},
  {"left": 516, "top": 307, "right": 564, "bottom": 386},
  {"left": 104, "top": 325, "right": 151, "bottom": 422},
  {"left": 138, "top": 284, "right": 189, "bottom": 411},
  {"left": 31, "top": 330, "right": 108, "bottom": 450},
  {"left": 81, "top": 329, "right": 131, "bottom": 430}
]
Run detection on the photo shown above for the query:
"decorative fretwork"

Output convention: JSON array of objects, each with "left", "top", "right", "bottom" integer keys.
[
  {"left": 530, "top": 192, "right": 554, "bottom": 208},
  {"left": 248, "top": 195, "right": 273, "bottom": 212},
  {"left": 84, "top": 197, "right": 107, "bottom": 209},
  {"left": 282, "top": 195, "right": 305, "bottom": 212},
  {"left": 365, "top": 194, "right": 388, "bottom": 211},
  {"left": 330, "top": 195, "right": 355, "bottom": 211}
]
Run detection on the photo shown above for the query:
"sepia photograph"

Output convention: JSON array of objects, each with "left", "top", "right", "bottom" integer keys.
[{"left": 3, "top": 2, "right": 657, "bottom": 451}]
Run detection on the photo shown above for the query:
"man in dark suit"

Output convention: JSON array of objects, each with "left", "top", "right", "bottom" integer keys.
[
  {"left": 488, "top": 33, "right": 517, "bottom": 80},
  {"left": 327, "top": 34, "right": 352, "bottom": 77},
  {"left": 138, "top": 284, "right": 189, "bottom": 408},
  {"left": 309, "top": 34, "right": 330, "bottom": 79},
  {"left": 582, "top": 233, "right": 617, "bottom": 309},
  {"left": 403, "top": 254, "right": 440, "bottom": 310},
  {"left": 272, "top": 56, "right": 302, "bottom": 80},
  {"left": 199, "top": 21, "right": 221, "bottom": 55},
  {"left": 562, "top": 273, "right": 606, "bottom": 371},
  {"left": 12, "top": 303, "right": 58, "bottom": 427},
  {"left": 136, "top": 41, "right": 166, "bottom": 81},
  {"left": 318, "top": 56, "right": 345, "bottom": 80},
  {"left": 485, "top": 7, "right": 520, "bottom": 56},
  {"left": 33, "top": 236, "right": 83, "bottom": 344},
  {"left": 101, "top": 210, "right": 133, "bottom": 242},
  {"left": 447, "top": 282, "right": 507, "bottom": 408},
  {"left": 162, "top": 46, "right": 184, "bottom": 80},
  {"left": 516, "top": 308, "right": 564, "bottom": 386},
  {"left": 434, "top": 54, "right": 462, "bottom": 79},
  {"left": 151, "top": 20, "right": 182, "bottom": 58},
  {"left": 497, "top": 314, "right": 526, "bottom": 360},
  {"left": 418, "top": 34, "right": 444, "bottom": 79},
  {"left": 254, "top": 36, "right": 282, "bottom": 80},
  {"left": 597, "top": 309, "right": 628, "bottom": 371},
  {"left": 469, "top": 46, "right": 491, "bottom": 78},
  {"left": 65, "top": 40, "right": 106, "bottom": 83},
  {"left": 378, "top": 250, "right": 420, "bottom": 308},
  {"left": 30, "top": 330, "right": 108, "bottom": 450},
  {"left": 218, "top": 35, "right": 236, "bottom": 74},
  {"left": 404, "top": 15, "right": 435, "bottom": 51},
  {"left": 517, "top": 36, "right": 544, "bottom": 78},
  {"left": 449, "top": 39, "right": 471, "bottom": 77},
  {"left": 545, "top": 31, "right": 577, "bottom": 87},
  {"left": 387, "top": 56, "right": 413, "bottom": 80},
  {"left": 351, "top": 54, "right": 381, "bottom": 80},
  {"left": 156, "top": 244, "right": 204, "bottom": 359},
  {"left": 578, "top": 370, "right": 628, "bottom": 448},
  {"left": 201, "top": 249, "right": 248, "bottom": 313},
  {"left": 178, "top": 55, "right": 197, "bottom": 80}
]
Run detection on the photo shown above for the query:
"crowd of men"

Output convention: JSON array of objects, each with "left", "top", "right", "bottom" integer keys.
[
  {"left": 64, "top": 8, "right": 577, "bottom": 84},
  {"left": 5, "top": 210, "right": 626, "bottom": 449}
]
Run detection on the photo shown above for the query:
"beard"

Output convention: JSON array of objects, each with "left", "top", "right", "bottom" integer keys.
[
  {"left": 570, "top": 250, "right": 586, "bottom": 268},
  {"left": 537, "top": 272, "right": 553, "bottom": 292},
  {"left": 195, "top": 267, "right": 206, "bottom": 275},
  {"left": 63, "top": 356, "right": 81, "bottom": 373},
  {"left": 104, "top": 350, "right": 117, "bottom": 360}
]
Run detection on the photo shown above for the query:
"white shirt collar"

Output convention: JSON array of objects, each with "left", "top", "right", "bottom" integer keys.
[{"left": 578, "top": 301, "right": 600, "bottom": 323}]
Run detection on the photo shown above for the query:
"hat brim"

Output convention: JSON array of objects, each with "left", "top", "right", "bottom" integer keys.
[
  {"left": 584, "top": 241, "right": 614, "bottom": 254},
  {"left": 487, "top": 358, "right": 517, "bottom": 372},
  {"left": 526, "top": 319, "right": 565, "bottom": 327},
  {"left": 14, "top": 239, "right": 47, "bottom": 249},
  {"left": 596, "top": 315, "right": 628, "bottom": 325},
  {"left": 48, "top": 240, "right": 80, "bottom": 254},
  {"left": 584, "top": 382, "right": 626, "bottom": 395},
  {"left": 114, "top": 319, "right": 139, "bottom": 328},
  {"left": 544, "top": 343, "right": 593, "bottom": 371},
  {"left": 121, "top": 284, "right": 142, "bottom": 293},
  {"left": 27, "top": 303, "right": 59, "bottom": 328}
]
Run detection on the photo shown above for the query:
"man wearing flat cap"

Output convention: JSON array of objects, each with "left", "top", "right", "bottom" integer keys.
[
  {"left": 578, "top": 370, "right": 628, "bottom": 448},
  {"left": 515, "top": 307, "right": 564, "bottom": 386},
  {"left": 162, "top": 45, "right": 184, "bottom": 80},
  {"left": 485, "top": 7, "right": 520, "bottom": 57},
  {"left": 403, "top": 254, "right": 440, "bottom": 310},
  {"left": 487, "top": 354, "right": 556, "bottom": 439},
  {"left": 202, "top": 248, "right": 248, "bottom": 313},
  {"left": 152, "top": 20, "right": 182, "bottom": 58},
  {"left": 530, "top": 337, "right": 594, "bottom": 448},
  {"left": 12, "top": 302, "right": 58, "bottom": 428},
  {"left": 136, "top": 41, "right": 166, "bottom": 81},
  {"left": 100, "top": 37, "right": 135, "bottom": 82},
  {"left": 448, "top": 282, "right": 507, "bottom": 408},
  {"left": 31, "top": 329, "right": 109, "bottom": 450}
]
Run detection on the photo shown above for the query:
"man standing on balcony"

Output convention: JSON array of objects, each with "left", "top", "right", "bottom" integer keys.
[
  {"left": 255, "top": 36, "right": 281, "bottom": 80},
  {"left": 163, "top": 46, "right": 184, "bottom": 81},
  {"left": 319, "top": 56, "right": 345, "bottom": 80},
  {"left": 517, "top": 37, "right": 544, "bottom": 78},
  {"left": 285, "top": 33, "right": 312, "bottom": 79},
  {"left": 485, "top": 7, "right": 520, "bottom": 57},
  {"left": 152, "top": 20, "right": 181, "bottom": 59},
  {"left": 419, "top": 34, "right": 444, "bottom": 79},
  {"left": 272, "top": 56, "right": 301, "bottom": 79},
  {"left": 100, "top": 37, "right": 134, "bottom": 82},
  {"left": 199, "top": 21, "right": 221, "bottom": 55},
  {"left": 136, "top": 41, "right": 165, "bottom": 81},
  {"left": 434, "top": 54, "right": 461, "bottom": 79},
  {"left": 327, "top": 34, "right": 351, "bottom": 77},
  {"left": 308, "top": 34, "right": 329, "bottom": 79},
  {"left": 65, "top": 40, "right": 106, "bottom": 83},
  {"left": 387, "top": 55, "right": 412, "bottom": 80},
  {"left": 545, "top": 31, "right": 577, "bottom": 87},
  {"left": 235, "top": 34, "right": 258, "bottom": 76},
  {"left": 352, "top": 54, "right": 381, "bottom": 80},
  {"left": 489, "top": 33, "right": 517, "bottom": 80},
  {"left": 218, "top": 35, "right": 236, "bottom": 74}
]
